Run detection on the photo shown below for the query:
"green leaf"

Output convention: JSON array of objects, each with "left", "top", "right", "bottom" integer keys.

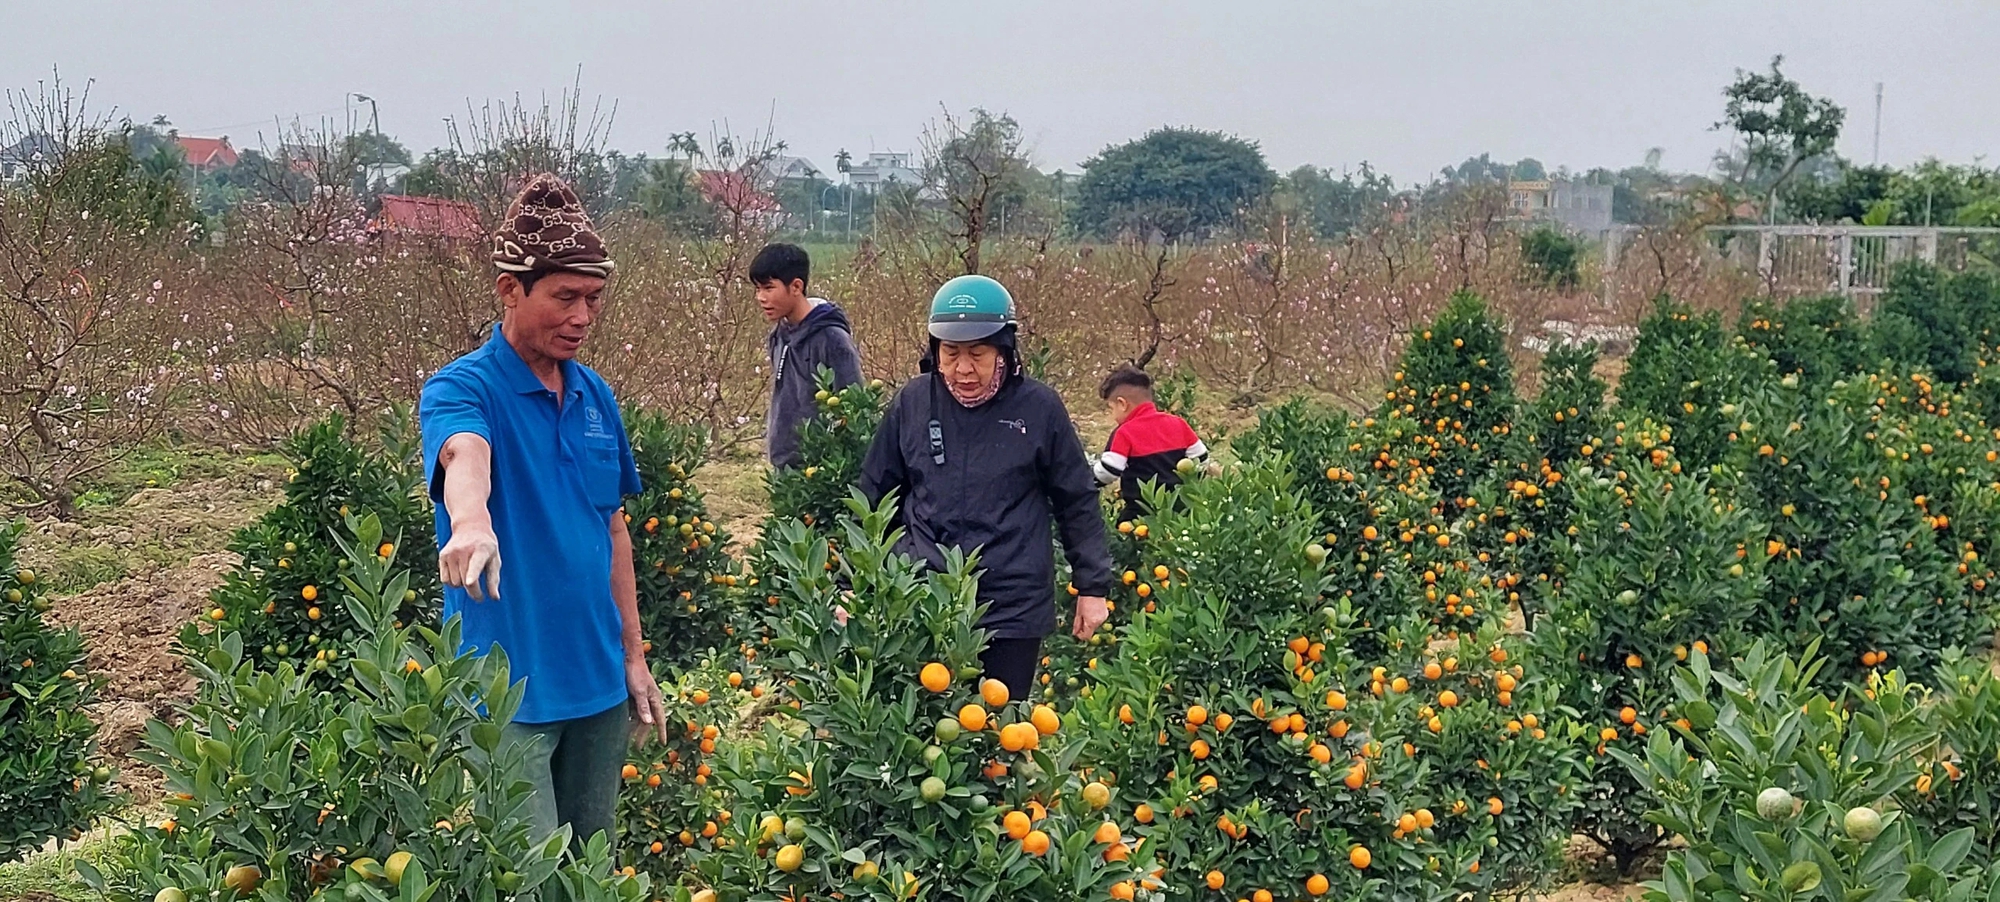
[{"left": 1929, "top": 827, "right": 1976, "bottom": 874}]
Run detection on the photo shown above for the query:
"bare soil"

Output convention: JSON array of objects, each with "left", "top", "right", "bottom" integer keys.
[
  {"left": 19, "top": 464, "right": 284, "bottom": 802},
  {"left": 48, "top": 552, "right": 241, "bottom": 802},
  {"left": 1545, "top": 882, "right": 1646, "bottom": 902}
]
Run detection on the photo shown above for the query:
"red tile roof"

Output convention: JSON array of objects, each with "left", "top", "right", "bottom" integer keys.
[
  {"left": 176, "top": 136, "right": 239, "bottom": 168},
  {"left": 374, "top": 194, "right": 484, "bottom": 241},
  {"left": 698, "top": 170, "right": 780, "bottom": 212}
]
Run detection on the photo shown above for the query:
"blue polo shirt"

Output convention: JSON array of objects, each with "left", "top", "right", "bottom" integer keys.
[{"left": 419, "top": 324, "right": 641, "bottom": 725}]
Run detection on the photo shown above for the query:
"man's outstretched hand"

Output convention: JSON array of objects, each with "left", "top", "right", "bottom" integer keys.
[{"left": 438, "top": 521, "right": 502, "bottom": 601}]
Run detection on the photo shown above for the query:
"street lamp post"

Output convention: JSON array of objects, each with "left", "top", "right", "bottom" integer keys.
[{"left": 350, "top": 93, "right": 380, "bottom": 134}]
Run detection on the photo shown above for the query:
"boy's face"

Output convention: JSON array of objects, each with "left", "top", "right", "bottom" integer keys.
[
  {"left": 1106, "top": 394, "right": 1135, "bottom": 423},
  {"left": 754, "top": 278, "right": 807, "bottom": 322}
]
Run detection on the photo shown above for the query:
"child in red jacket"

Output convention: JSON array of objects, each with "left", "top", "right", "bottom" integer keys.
[{"left": 1093, "top": 365, "right": 1208, "bottom": 523}]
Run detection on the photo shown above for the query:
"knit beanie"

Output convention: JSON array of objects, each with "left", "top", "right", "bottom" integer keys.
[{"left": 490, "top": 173, "right": 615, "bottom": 277}]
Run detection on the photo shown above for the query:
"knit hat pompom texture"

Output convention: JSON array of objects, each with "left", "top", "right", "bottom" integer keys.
[{"left": 491, "top": 173, "right": 615, "bottom": 277}]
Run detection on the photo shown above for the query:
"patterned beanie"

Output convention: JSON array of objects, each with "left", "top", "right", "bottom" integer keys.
[{"left": 490, "top": 173, "right": 615, "bottom": 278}]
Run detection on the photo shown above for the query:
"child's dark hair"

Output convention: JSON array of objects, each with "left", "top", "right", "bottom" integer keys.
[
  {"left": 1099, "top": 363, "right": 1155, "bottom": 401},
  {"left": 749, "top": 243, "right": 811, "bottom": 290}
]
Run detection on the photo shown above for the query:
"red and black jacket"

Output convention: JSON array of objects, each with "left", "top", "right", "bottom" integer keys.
[{"left": 1094, "top": 403, "right": 1208, "bottom": 521}]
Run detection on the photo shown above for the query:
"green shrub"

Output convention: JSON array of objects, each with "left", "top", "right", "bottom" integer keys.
[
  {"left": 1536, "top": 427, "right": 1767, "bottom": 873},
  {"left": 0, "top": 522, "right": 119, "bottom": 863},
  {"left": 1232, "top": 398, "right": 1362, "bottom": 524},
  {"left": 623, "top": 409, "right": 745, "bottom": 675},
  {"left": 1618, "top": 297, "right": 1764, "bottom": 469},
  {"left": 1727, "top": 372, "right": 2000, "bottom": 684},
  {"left": 1873, "top": 263, "right": 2000, "bottom": 384},
  {"left": 762, "top": 370, "right": 887, "bottom": 539},
  {"left": 1624, "top": 641, "right": 1998, "bottom": 902},
  {"left": 1902, "top": 649, "right": 2000, "bottom": 868},
  {"left": 1379, "top": 291, "right": 1518, "bottom": 501},
  {"left": 1235, "top": 400, "right": 1503, "bottom": 651},
  {"left": 82, "top": 513, "right": 650, "bottom": 902},
  {"left": 1738, "top": 294, "right": 1872, "bottom": 387},
  {"left": 1472, "top": 342, "right": 1608, "bottom": 624},
  {"left": 189, "top": 412, "right": 437, "bottom": 680},
  {"left": 1520, "top": 227, "right": 1582, "bottom": 290},
  {"left": 695, "top": 496, "right": 1142, "bottom": 901},
  {"left": 615, "top": 661, "right": 752, "bottom": 889},
  {"left": 1068, "top": 458, "right": 1584, "bottom": 901}
]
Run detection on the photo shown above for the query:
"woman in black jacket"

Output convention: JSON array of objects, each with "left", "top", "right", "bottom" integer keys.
[{"left": 860, "top": 274, "right": 1113, "bottom": 699}]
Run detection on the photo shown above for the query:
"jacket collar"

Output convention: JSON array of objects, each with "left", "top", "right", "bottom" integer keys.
[
  {"left": 488, "top": 323, "right": 581, "bottom": 397},
  {"left": 1128, "top": 401, "right": 1159, "bottom": 419}
]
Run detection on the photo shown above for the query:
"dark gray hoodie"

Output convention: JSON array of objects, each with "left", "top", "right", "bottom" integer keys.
[{"left": 766, "top": 299, "right": 862, "bottom": 468}]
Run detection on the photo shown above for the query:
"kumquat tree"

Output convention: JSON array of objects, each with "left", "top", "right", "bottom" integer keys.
[{"left": 17, "top": 48, "right": 2000, "bottom": 902}]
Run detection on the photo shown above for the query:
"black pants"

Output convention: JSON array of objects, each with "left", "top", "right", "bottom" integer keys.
[{"left": 981, "top": 637, "right": 1043, "bottom": 702}]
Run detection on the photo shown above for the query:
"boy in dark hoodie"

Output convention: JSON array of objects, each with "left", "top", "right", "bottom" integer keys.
[
  {"left": 754, "top": 243, "right": 863, "bottom": 469},
  {"left": 860, "top": 275, "right": 1113, "bottom": 700}
]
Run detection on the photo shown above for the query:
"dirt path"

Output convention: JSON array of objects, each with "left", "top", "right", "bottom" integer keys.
[
  {"left": 48, "top": 552, "right": 241, "bottom": 802},
  {"left": 1546, "top": 882, "right": 1646, "bottom": 902},
  {"left": 19, "top": 467, "right": 283, "bottom": 802}
]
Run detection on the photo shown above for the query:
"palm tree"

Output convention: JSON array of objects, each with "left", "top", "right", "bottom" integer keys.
[
  {"left": 835, "top": 148, "right": 852, "bottom": 174},
  {"left": 668, "top": 132, "right": 702, "bottom": 163}
]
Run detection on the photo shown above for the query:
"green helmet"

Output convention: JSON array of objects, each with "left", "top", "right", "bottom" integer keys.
[{"left": 928, "top": 275, "right": 1017, "bottom": 343}]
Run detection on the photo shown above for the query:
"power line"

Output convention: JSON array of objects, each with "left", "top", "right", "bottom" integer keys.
[{"left": 181, "top": 104, "right": 351, "bottom": 137}]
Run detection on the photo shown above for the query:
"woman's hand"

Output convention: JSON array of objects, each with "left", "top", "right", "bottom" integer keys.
[{"left": 1072, "top": 595, "right": 1109, "bottom": 639}]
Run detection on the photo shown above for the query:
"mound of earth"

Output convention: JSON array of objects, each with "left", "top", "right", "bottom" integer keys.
[{"left": 48, "top": 552, "right": 239, "bottom": 802}]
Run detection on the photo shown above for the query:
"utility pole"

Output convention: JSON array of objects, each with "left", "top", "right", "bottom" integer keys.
[{"left": 1872, "top": 82, "right": 1883, "bottom": 166}]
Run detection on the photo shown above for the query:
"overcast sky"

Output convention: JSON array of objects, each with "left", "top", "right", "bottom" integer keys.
[{"left": 10, "top": 1, "right": 1998, "bottom": 185}]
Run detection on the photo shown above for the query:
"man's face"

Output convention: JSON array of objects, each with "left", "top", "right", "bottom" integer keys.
[
  {"left": 754, "top": 278, "right": 805, "bottom": 323},
  {"left": 499, "top": 271, "right": 607, "bottom": 362},
  {"left": 937, "top": 340, "right": 1001, "bottom": 398}
]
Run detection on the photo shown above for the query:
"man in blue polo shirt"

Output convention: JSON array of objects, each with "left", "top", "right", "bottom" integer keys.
[{"left": 420, "top": 173, "right": 668, "bottom": 849}]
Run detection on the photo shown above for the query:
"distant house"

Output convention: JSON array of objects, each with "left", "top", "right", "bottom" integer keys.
[
  {"left": 0, "top": 134, "right": 56, "bottom": 181},
  {"left": 276, "top": 142, "right": 321, "bottom": 174},
  {"left": 360, "top": 162, "right": 412, "bottom": 189},
  {"left": 846, "top": 151, "right": 923, "bottom": 193},
  {"left": 1507, "top": 178, "right": 1614, "bottom": 235},
  {"left": 176, "top": 135, "right": 240, "bottom": 169},
  {"left": 698, "top": 169, "right": 782, "bottom": 217},
  {"left": 372, "top": 194, "right": 483, "bottom": 241},
  {"left": 761, "top": 155, "right": 823, "bottom": 183}
]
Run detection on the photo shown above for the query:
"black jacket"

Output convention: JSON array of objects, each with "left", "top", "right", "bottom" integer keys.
[
  {"left": 860, "top": 366, "right": 1114, "bottom": 639},
  {"left": 767, "top": 301, "right": 863, "bottom": 468}
]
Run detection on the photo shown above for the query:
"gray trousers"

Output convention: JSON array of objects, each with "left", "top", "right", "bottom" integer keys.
[{"left": 502, "top": 700, "right": 630, "bottom": 850}]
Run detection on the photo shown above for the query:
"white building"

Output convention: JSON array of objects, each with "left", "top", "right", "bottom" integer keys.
[
  {"left": 846, "top": 151, "right": 923, "bottom": 193},
  {"left": 762, "top": 155, "right": 824, "bottom": 183}
]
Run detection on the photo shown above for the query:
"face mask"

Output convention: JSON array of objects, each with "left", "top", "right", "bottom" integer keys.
[{"left": 948, "top": 363, "right": 1006, "bottom": 408}]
